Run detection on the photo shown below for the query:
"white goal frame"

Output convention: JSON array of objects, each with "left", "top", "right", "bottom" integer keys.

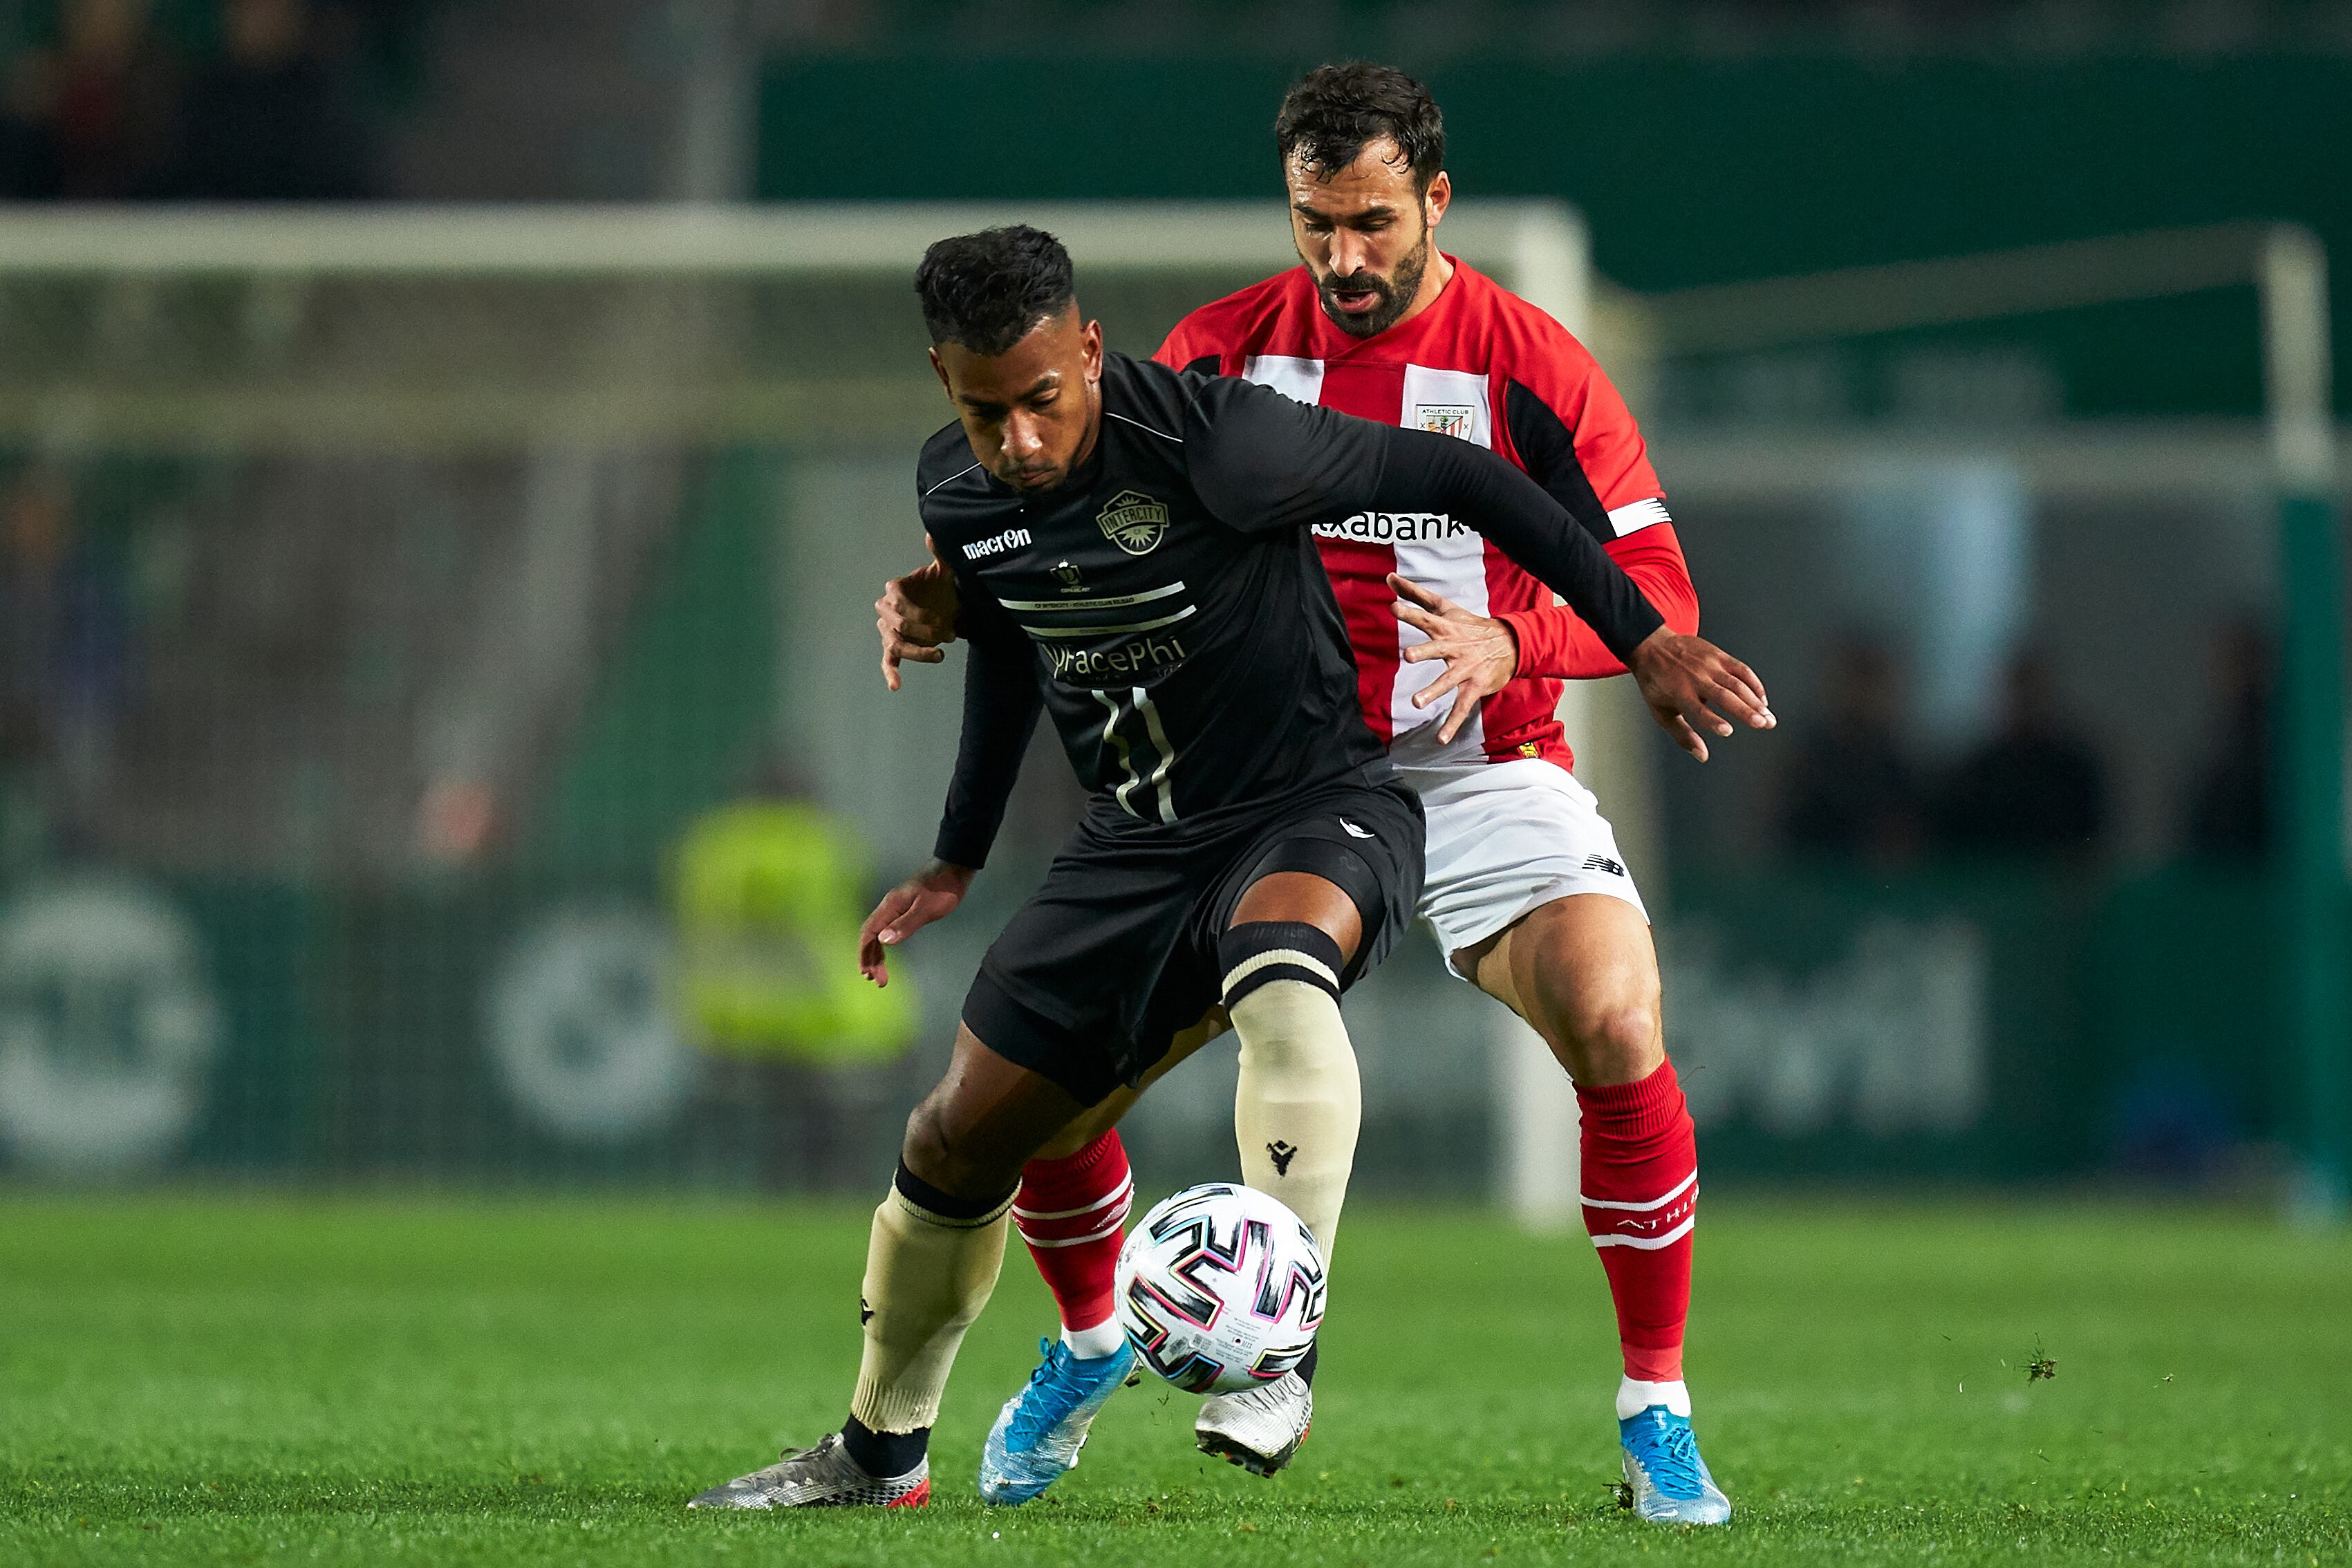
[{"left": 0, "top": 201, "right": 1621, "bottom": 1220}]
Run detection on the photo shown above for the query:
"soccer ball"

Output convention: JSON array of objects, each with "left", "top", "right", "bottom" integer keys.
[{"left": 1114, "top": 1182, "right": 1326, "bottom": 1395}]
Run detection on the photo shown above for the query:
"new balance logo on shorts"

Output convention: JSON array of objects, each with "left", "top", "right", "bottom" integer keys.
[{"left": 1583, "top": 855, "right": 1625, "bottom": 877}]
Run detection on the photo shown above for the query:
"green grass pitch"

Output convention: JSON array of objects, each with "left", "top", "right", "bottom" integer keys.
[{"left": 3, "top": 1195, "right": 2347, "bottom": 1565}]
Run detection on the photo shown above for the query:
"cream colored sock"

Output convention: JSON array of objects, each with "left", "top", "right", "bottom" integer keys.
[
  {"left": 1231, "top": 978, "right": 1361, "bottom": 1257},
  {"left": 848, "top": 1181, "right": 1012, "bottom": 1434}
]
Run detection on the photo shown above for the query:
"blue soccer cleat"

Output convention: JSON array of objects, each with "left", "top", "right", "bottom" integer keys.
[
  {"left": 1618, "top": 1403, "right": 1733, "bottom": 1525},
  {"left": 978, "top": 1336, "right": 1135, "bottom": 1505}
]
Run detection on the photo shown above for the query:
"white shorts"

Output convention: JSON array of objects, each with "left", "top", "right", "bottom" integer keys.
[{"left": 1394, "top": 754, "right": 1648, "bottom": 978}]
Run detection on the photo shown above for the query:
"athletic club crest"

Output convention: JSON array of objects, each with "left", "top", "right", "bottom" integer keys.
[
  {"left": 1417, "top": 404, "right": 1476, "bottom": 440},
  {"left": 1097, "top": 489, "right": 1170, "bottom": 554}
]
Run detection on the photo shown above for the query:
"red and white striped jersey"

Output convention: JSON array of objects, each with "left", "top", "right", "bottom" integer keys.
[{"left": 1155, "top": 258, "right": 1699, "bottom": 773}]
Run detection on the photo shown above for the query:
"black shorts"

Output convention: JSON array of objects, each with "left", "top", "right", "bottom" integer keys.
[{"left": 964, "top": 764, "right": 1426, "bottom": 1105}]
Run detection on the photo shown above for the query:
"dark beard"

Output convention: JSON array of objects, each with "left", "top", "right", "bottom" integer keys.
[{"left": 1318, "top": 233, "right": 1430, "bottom": 339}]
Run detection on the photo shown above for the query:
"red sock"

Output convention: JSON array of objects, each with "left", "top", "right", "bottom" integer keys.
[
  {"left": 1013, "top": 1130, "right": 1133, "bottom": 1334},
  {"left": 1576, "top": 1058, "right": 1697, "bottom": 1383}
]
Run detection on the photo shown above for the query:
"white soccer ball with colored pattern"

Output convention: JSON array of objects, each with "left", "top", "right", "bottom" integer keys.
[{"left": 1114, "top": 1182, "right": 1326, "bottom": 1395}]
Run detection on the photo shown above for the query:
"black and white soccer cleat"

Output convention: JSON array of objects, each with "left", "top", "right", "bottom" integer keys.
[{"left": 687, "top": 1431, "right": 931, "bottom": 1510}]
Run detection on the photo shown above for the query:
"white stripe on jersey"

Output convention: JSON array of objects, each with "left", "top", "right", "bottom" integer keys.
[
  {"left": 1391, "top": 364, "right": 1494, "bottom": 748},
  {"left": 1241, "top": 354, "right": 1327, "bottom": 405},
  {"left": 1607, "top": 497, "right": 1672, "bottom": 537}
]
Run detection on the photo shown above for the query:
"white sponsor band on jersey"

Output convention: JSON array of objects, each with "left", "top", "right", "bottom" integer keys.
[
  {"left": 961, "top": 526, "right": 1032, "bottom": 561},
  {"left": 1312, "top": 511, "right": 1473, "bottom": 545}
]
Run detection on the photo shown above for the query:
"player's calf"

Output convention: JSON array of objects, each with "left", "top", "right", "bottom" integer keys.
[
  {"left": 1224, "top": 919, "right": 1361, "bottom": 1253},
  {"left": 976, "top": 1130, "right": 1140, "bottom": 1505},
  {"left": 1197, "top": 915, "right": 1356, "bottom": 1479},
  {"left": 1014, "top": 1129, "right": 1134, "bottom": 1354},
  {"left": 690, "top": 1158, "right": 1009, "bottom": 1510},
  {"left": 693, "top": 1026, "right": 1078, "bottom": 1509}
]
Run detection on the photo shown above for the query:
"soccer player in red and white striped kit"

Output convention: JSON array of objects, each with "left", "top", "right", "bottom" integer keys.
[{"left": 877, "top": 63, "right": 1757, "bottom": 1526}]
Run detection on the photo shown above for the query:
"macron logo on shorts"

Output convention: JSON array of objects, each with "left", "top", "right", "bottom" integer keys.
[{"left": 1339, "top": 819, "right": 1373, "bottom": 840}]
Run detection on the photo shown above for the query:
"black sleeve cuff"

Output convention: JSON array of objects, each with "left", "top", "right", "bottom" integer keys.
[{"left": 931, "top": 823, "right": 993, "bottom": 871}]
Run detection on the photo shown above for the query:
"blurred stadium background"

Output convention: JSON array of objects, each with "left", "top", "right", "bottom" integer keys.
[{"left": 1, "top": 0, "right": 2349, "bottom": 1225}]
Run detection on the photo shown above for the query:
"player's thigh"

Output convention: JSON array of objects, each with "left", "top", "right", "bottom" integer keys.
[
  {"left": 1032, "top": 1007, "right": 1233, "bottom": 1160},
  {"left": 1204, "top": 772, "right": 1425, "bottom": 987},
  {"left": 969, "top": 823, "right": 1206, "bottom": 1109},
  {"left": 1461, "top": 893, "right": 1663, "bottom": 1088},
  {"left": 1412, "top": 758, "right": 1648, "bottom": 980},
  {"left": 904, "top": 1020, "right": 1091, "bottom": 1198},
  {"left": 1230, "top": 871, "right": 1363, "bottom": 961}
]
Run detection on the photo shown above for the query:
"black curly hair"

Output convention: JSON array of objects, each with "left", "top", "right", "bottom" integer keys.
[
  {"left": 914, "top": 225, "right": 1076, "bottom": 355},
  {"left": 1275, "top": 62, "right": 1446, "bottom": 193}
]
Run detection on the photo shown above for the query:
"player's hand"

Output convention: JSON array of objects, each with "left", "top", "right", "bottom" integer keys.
[
  {"left": 1391, "top": 573, "right": 1519, "bottom": 745},
  {"left": 858, "top": 859, "right": 975, "bottom": 985},
  {"left": 879, "top": 540, "right": 961, "bottom": 691},
  {"left": 1628, "top": 629, "right": 1775, "bottom": 763}
]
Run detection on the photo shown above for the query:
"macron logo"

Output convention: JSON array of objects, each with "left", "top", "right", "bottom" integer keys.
[{"left": 961, "top": 526, "right": 1032, "bottom": 561}]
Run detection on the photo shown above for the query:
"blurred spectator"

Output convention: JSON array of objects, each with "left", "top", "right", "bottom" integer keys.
[
  {"left": 673, "top": 756, "right": 917, "bottom": 1191},
  {"left": 0, "top": 0, "right": 180, "bottom": 200},
  {"left": 164, "top": 0, "right": 377, "bottom": 199},
  {"left": 1780, "top": 632, "right": 1925, "bottom": 861},
  {"left": 2183, "top": 616, "right": 2272, "bottom": 859},
  {"left": 0, "top": 48, "right": 66, "bottom": 197},
  {"left": 1932, "top": 648, "right": 2108, "bottom": 861},
  {"left": 0, "top": 474, "right": 57, "bottom": 766},
  {"left": 0, "top": 464, "right": 132, "bottom": 825}
]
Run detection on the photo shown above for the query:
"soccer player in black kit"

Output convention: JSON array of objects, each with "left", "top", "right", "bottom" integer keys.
[{"left": 690, "top": 226, "right": 1771, "bottom": 1510}]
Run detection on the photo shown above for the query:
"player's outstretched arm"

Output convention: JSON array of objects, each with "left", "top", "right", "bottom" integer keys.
[
  {"left": 1624, "top": 627, "right": 1772, "bottom": 763},
  {"left": 858, "top": 859, "right": 976, "bottom": 985},
  {"left": 1362, "top": 423, "right": 1771, "bottom": 760},
  {"left": 878, "top": 537, "right": 962, "bottom": 690},
  {"left": 1392, "top": 571, "right": 1771, "bottom": 758},
  {"left": 1182, "top": 374, "right": 1771, "bottom": 759},
  {"left": 1188, "top": 373, "right": 1660, "bottom": 662}
]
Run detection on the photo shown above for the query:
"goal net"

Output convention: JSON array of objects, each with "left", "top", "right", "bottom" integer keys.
[{"left": 0, "top": 203, "right": 1624, "bottom": 1208}]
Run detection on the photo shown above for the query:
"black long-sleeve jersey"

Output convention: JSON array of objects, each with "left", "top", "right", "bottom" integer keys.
[{"left": 919, "top": 351, "right": 1665, "bottom": 868}]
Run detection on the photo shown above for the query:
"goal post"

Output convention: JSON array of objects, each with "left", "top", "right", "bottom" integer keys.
[
  {"left": 1620, "top": 223, "right": 2346, "bottom": 1225},
  {"left": 0, "top": 202, "right": 1635, "bottom": 1197}
]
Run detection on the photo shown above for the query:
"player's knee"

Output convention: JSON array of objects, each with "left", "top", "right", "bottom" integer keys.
[
  {"left": 1219, "top": 920, "right": 1346, "bottom": 1042},
  {"left": 899, "top": 1099, "right": 955, "bottom": 1186},
  {"left": 1558, "top": 998, "right": 1662, "bottom": 1085},
  {"left": 899, "top": 1096, "right": 1017, "bottom": 1200}
]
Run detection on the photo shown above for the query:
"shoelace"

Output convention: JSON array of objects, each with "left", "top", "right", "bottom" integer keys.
[
  {"left": 1633, "top": 1417, "right": 1708, "bottom": 1499},
  {"left": 765, "top": 1436, "right": 832, "bottom": 1472},
  {"left": 1006, "top": 1338, "right": 1094, "bottom": 1447}
]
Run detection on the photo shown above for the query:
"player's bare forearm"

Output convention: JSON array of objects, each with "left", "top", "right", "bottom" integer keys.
[
  {"left": 857, "top": 859, "right": 975, "bottom": 986},
  {"left": 1628, "top": 630, "right": 1774, "bottom": 763},
  {"left": 877, "top": 548, "right": 962, "bottom": 691}
]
